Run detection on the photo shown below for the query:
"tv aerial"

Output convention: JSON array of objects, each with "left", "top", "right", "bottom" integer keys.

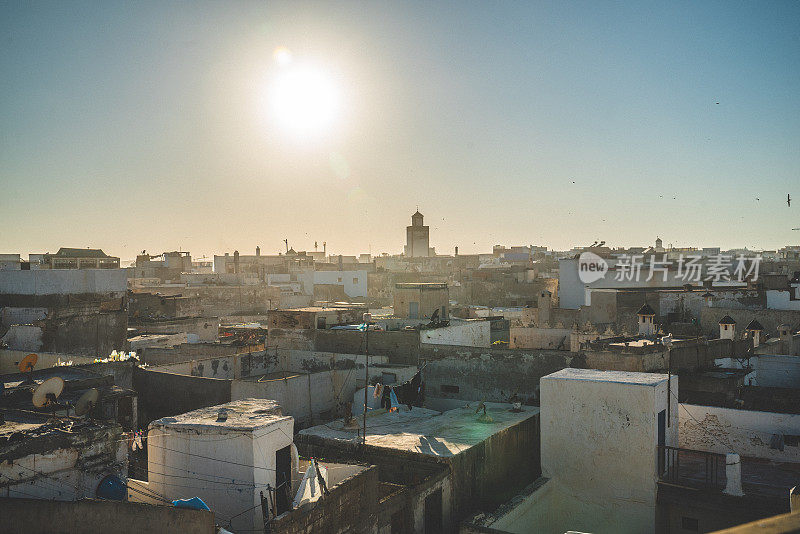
[
  {"left": 18, "top": 353, "right": 38, "bottom": 383},
  {"left": 32, "top": 376, "right": 65, "bottom": 409},
  {"left": 74, "top": 388, "right": 100, "bottom": 417}
]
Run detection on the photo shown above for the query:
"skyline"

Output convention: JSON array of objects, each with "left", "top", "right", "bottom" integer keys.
[{"left": 2, "top": 1, "right": 799, "bottom": 258}]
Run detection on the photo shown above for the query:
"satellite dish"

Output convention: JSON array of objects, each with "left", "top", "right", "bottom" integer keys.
[
  {"left": 32, "top": 376, "right": 65, "bottom": 408},
  {"left": 19, "top": 353, "right": 38, "bottom": 373},
  {"left": 75, "top": 388, "right": 100, "bottom": 416}
]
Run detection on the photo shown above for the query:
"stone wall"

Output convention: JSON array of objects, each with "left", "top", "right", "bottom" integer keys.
[
  {"left": 135, "top": 342, "right": 262, "bottom": 366},
  {"left": 0, "top": 497, "right": 215, "bottom": 534},
  {"left": 420, "top": 346, "right": 575, "bottom": 404},
  {"left": 0, "top": 498, "right": 215, "bottom": 534},
  {"left": 270, "top": 466, "right": 379, "bottom": 534}
]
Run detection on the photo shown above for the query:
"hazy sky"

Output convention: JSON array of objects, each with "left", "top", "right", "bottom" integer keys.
[{"left": 2, "top": 1, "right": 799, "bottom": 260}]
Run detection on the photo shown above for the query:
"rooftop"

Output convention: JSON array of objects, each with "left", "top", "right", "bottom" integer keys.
[
  {"left": 637, "top": 303, "right": 656, "bottom": 316},
  {"left": 150, "top": 399, "right": 290, "bottom": 432},
  {"left": 542, "top": 368, "right": 669, "bottom": 386},
  {"left": 274, "top": 306, "right": 365, "bottom": 313},
  {"left": 394, "top": 282, "right": 448, "bottom": 290},
  {"left": 52, "top": 247, "right": 115, "bottom": 258},
  {"left": 299, "top": 402, "right": 539, "bottom": 458}
]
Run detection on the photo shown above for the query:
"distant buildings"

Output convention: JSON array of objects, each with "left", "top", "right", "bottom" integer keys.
[{"left": 35, "top": 247, "right": 120, "bottom": 270}]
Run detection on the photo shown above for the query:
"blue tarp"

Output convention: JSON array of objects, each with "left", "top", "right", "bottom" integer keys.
[
  {"left": 96, "top": 474, "right": 127, "bottom": 501},
  {"left": 330, "top": 323, "right": 368, "bottom": 331},
  {"left": 172, "top": 497, "right": 211, "bottom": 511}
]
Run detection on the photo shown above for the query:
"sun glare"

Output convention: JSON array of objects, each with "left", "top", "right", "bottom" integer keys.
[{"left": 269, "top": 66, "right": 340, "bottom": 138}]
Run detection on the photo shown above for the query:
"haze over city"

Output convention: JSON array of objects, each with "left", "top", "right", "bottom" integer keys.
[{"left": 2, "top": 1, "right": 799, "bottom": 259}]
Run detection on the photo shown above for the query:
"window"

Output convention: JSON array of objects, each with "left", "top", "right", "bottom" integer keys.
[
  {"left": 441, "top": 384, "right": 459, "bottom": 394},
  {"left": 681, "top": 516, "right": 699, "bottom": 531},
  {"left": 337, "top": 277, "right": 342, "bottom": 283},
  {"left": 353, "top": 277, "right": 359, "bottom": 284}
]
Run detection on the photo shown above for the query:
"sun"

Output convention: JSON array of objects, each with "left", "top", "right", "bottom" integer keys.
[{"left": 269, "top": 65, "right": 340, "bottom": 138}]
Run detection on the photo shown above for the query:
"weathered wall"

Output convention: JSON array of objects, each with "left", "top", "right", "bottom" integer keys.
[
  {"left": 129, "top": 316, "right": 219, "bottom": 342},
  {"left": 135, "top": 341, "right": 262, "bottom": 366},
  {"left": 0, "top": 269, "right": 127, "bottom": 296},
  {"left": 420, "top": 346, "right": 575, "bottom": 404},
  {"left": 233, "top": 364, "right": 417, "bottom": 427},
  {"left": 152, "top": 351, "right": 274, "bottom": 379},
  {"left": 679, "top": 403, "right": 800, "bottom": 463},
  {"left": 700, "top": 306, "right": 800, "bottom": 338},
  {"left": 132, "top": 368, "right": 231, "bottom": 427},
  {"left": 509, "top": 327, "right": 571, "bottom": 350},
  {"left": 0, "top": 497, "right": 215, "bottom": 534},
  {"left": 133, "top": 284, "right": 280, "bottom": 317},
  {"left": 128, "top": 292, "right": 202, "bottom": 320},
  {"left": 0, "top": 424, "right": 127, "bottom": 501},
  {"left": 313, "top": 329, "right": 420, "bottom": 365},
  {"left": 421, "top": 321, "right": 491, "bottom": 348}
]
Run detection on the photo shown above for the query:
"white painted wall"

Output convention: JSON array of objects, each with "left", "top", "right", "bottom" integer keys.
[
  {"left": 715, "top": 354, "right": 800, "bottom": 388},
  {"left": 766, "top": 290, "right": 800, "bottom": 311},
  {"left": 679, "top": 404, "right": 800, "bottom": 463},
  {"left": 0, "top": 269, "right": 127, "bottom": 295},
  {"left": 233, "top": 372, "right": 339, "bottom": 425},
  {"left": 313, "top": 270, "right": 367, "bottom": 298},
  {"left": 420, "top": 320, "right": 491, "bottom": 347},
  {"left": 144, "top": 414, "right": 293, "bottom": 533},
  {"left": 539, "top": 369, "right": 677, "bottom": 533}
]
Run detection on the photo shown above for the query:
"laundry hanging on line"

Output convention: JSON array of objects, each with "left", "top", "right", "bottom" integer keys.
[{"left": 381, "top": 370, "right": 424, "bottom": 411}]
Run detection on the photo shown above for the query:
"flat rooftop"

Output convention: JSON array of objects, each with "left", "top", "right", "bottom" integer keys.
[
  {"left": 394, "top": 282, "right": 448, "bottom": 289},
  {"left": 150, "top": 399, "right": 290, "bottom": 432},
  {"left": 273, "top": 306, "right": 364, "bottom": 313},
  {"left": 299, "top": 402, "right": 539, "bottom": 458},
  {"left": 543, "top": 368, "right": 669, "bottom": 386}
]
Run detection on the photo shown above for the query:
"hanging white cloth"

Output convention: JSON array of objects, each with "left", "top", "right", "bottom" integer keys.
[{"left": 292, "top": 459, "right": 328, "bottom": 509}]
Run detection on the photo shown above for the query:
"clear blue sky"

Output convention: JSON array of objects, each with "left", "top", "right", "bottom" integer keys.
[{"left": 1, "top": 1, "right": 798, "bottom": 259}]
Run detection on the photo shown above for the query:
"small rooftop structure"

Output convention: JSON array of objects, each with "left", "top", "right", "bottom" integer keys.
[
  {"left": 719, "top": 315, "right": 737, "bottom": 325},
  {"left": 745, "top": 319, "right": 764, "bottom": 331},
  {"left": 394, "top": 282, "right": 448, "bottom": 290},
  {"left": 150, "top": 398, "right": 285, "bottom": 432},
  {"left": 637, "top": 303, "right": 656, "bottom": 316}
]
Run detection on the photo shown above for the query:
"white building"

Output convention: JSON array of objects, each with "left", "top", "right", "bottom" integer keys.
[
  {"left": 313, "top": 270, "right": 367, "bottom": 298},
  {"left": 131, "top": 399, "right": 294, "bottom": 533},
  {"left": 471, "top": 368, "right": 678, "bottom": 533}
]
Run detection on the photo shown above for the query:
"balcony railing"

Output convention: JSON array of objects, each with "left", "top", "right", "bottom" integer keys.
[{"left": 657, "top": 445, "right": 726, "bottom": 490}]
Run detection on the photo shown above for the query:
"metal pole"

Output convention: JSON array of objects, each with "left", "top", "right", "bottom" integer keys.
[
  {"left": 363, "top": 312, "right": 371, "bottom": 448},
  {"left": 667, "top": 345, "right": 671, "bottom": 426}
]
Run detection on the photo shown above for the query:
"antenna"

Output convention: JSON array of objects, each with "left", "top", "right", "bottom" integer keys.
[
  {"left": 32, "top": 376, "right": 65, "bottom": 409},
  {"left": 19, "top": 353, "right": 38, "bottom": 384},
  {"left": 74, "top": 388, "right": 100, "bottom": 417}
]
